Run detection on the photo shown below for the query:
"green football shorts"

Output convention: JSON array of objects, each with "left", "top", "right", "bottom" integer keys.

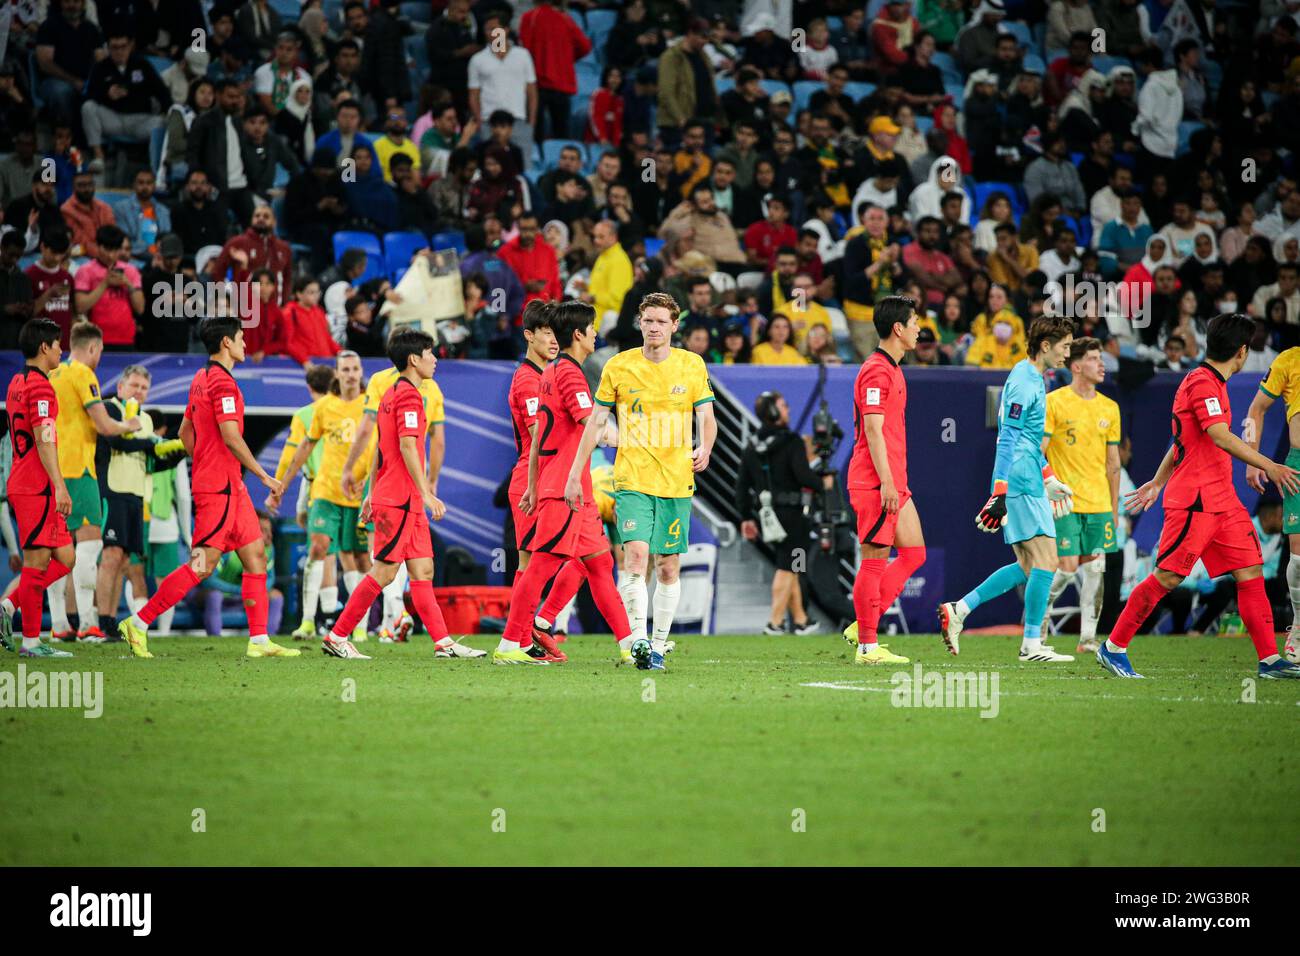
[
  {"left": 65, "top": 472, "right": 102, "bottom": 533},
  {"left": 1054, "top": 511, "right": 1117, "bottom": 556},
  {"left": 613, "top": 491, "right": 691, "bottom": 555},
  {"left": 308, "top": 499, "right": 368, "bottom": 554}
]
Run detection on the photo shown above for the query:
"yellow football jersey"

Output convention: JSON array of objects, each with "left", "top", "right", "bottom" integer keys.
[
  {"left": 594, "top": 347, "right": 714, "bottom": 499},
  {"left": 308, "top": 392, "right": 373, "bottom": 507},
  {"left": 1044, "top": 387, "right": 1121, "bottom": 514},
  {"left": 1259, "top": 347, "right": 1300, "bottom": 421},
  {"left": 364, "top": 366, "right": 445, "bottom": 426},
  {"left": 591, "top": 464, "right": 617, "bottom": 524},
  {"left": 49, "top": 359, "right": 102, "bottom": 479}
]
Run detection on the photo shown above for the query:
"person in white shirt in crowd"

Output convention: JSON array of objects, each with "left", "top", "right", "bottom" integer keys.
[
  {"left": 1038, "top": 225, "right": 1082, "bottom": 284},
  {"left": 1158, "top": 197, "right": 1216, "bottom": 265},
  {"left": 467, "top": 10, "right": 538, "bottom": 171}
]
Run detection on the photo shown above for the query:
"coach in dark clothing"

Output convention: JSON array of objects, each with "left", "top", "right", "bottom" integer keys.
[{"left": 735, "top": 390, "right": 829, "bottom": 634}]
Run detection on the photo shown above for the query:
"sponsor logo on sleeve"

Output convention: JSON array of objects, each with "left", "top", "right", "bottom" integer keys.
[
  {"left": 404, "top": 411, "right": 419, "bottom": 429},
  {"left": 525, "top": 397, "right": 539, "bottom": 417},
  {"left": 221, "top": 396, "right": 236, "bottom": 415},
  {"left": 576, "top": 391, "right": 592, "bottom": 409},
  {"left": 1205, "top": 397, "right": 1222, "bottom": 416},
  {"left": 866, "top": 387, "right": 881, "bottom": 406},
  {"left": 1009, "top": 402, "right": 1023, "bottom": 420},
  {"left": 36, "top": 400, "right": 49, "bottom": 417}
]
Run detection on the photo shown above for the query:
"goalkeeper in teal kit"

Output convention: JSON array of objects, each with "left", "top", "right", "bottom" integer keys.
[{"left": 938, "top": 316, "right": 1079, "bottom": 663}]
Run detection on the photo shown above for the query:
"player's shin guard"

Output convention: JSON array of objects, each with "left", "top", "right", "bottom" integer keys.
[
  {"left": 1045, "top": 568, "right": 1075, "bottom": 616},
  {"left": 651, "top": 577, "right": 681, "bottom": 652},
  {"left": 619, "top": 570, "right": 648, "bottom": 643},
  {"left": 49, "top": 572, "right": 71, "bottom": 633},
  {"left": 879, "top": 547, "right": 926, "bottom": 611},
  {"left": 330, "top": 576, "right": 383, "bottom": 641},
  {"left": 1078, "top": 560, "right": 1104, "bottom": 640},
  {"left": 1287, "top": 557, "right": 1300, "bottom": 625},
  {"left": 1236, "top": 575, "right": 1279, "bottom": 661},
  {"left": 301, "top": 558, "right": 323, "bottom": 625},
  {"left": 343, "top": 569, "right": 363, "bottom": 597},
  {"left": 584, "top": 551, "right": 631, "bottom": 640},
  {"left": 319, "top": 585, "right": 339, "bottom": 616},
  {"left": 961, "top": 562, "right": 1028, "bottom": 612},
  {"left": 241, "top": 573, "right": 270, "bottom": 639},
  {"left": 504, "top": 551, "right": 564, "bottom": 646},
  {"left": 1108, "top": 574, "right": 1171, "bottom": 649},
  {"left": 73, "top": 538, "right": 102, "bottom": 628},
  {"left": 408, "top": 579, "right": 449, "bottom": 642},
  {"left": 538, "top": 559, "right": 586, "bottom": 625},
  {"left": 853, "top": 557, "right": 887, "bottom": 645},
  {"left": 137, "top": 565, "right": 201, "bottom": 628},
  {"left": 1021, "top": 567, "right": 1055, "bottom": 641}
]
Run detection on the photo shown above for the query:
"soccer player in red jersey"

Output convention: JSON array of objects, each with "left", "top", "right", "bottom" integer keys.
[
  {"left": 843, "top": 296, "right": 926, "bottom": 665},
  {"left": 314, "top": 327, "right": 454, "bottom": 660},
  {"left": 1, "top": 318, "right": 76, "bottom": 657},
  {"left": 1100, "top": 313, "right": 1300, "bottom": 680},
  {"left": 507, "top": 301, "right": 587, "bottom": 661},
  {"left": 495, "top": 301, "right": 632, "bottom": 664},
  {"left": 117, "top": 316, "right": 299, "bottom": 660}
]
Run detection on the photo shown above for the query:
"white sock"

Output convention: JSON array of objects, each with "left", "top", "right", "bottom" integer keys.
[
  {"left": 382, "top": 563, "right": 408, "bottom": 630},
  {"left": 249, "top": 633, "right": 268, "bottom": 644},
  {"left": 49, "top": 573, "right": 70, "bottom": 632},
  {"left": 157, "top": 606, "right": 176, "bottom": 635},
  {"left": 1105, "top": 638, "right": 1125, "bottom": 654},
  {"left": 618, "top": 572, "right": 648, "bottom": 643},
  {"left": 1, "top": 596, "right": 13, "bottom": 616},
  {"left": 130, "top": 597, "right": 146, "bottom": 616},
  {"left": 129, "top": 612, "right": 148, "bottom": 632},
  {"left": 22, "top": 636, "right": 39, "bottom": 649},
  {"left": 651, "top": 578, "right": 681, "bottom": 653},
  {"left": 301, "top": 558, "right": 324, "bottom": 625},
  {"left": 73, "top": 539, "right": 102, "bottom": 628},
  {"left": 1046, "top": 569, "right": 1075, "bottom": 614},
  {"left": 858, "top": 640, "right": 879, "bottom": 652},
  {"left": 1021, "top": 636, "right": 1042, "bottom": 652},
  {"left": 319, "top": 585, "right": 339, "bottom": 615},
  {"left": 554, "top": 597, "right": 575, "bottom": 633},
  {"left": 343, "top": 569, "right": 362, "bottom": 596},
  {"left": 497, "top": 637, "right": 520, "bottom": 651},
  {"left": 1078, "top": 561, "right": 1104, "bottom": 640},
  {"left": 534, "top": 613, "right": 551, "bottom": 629},
  {"left": 955, "top": 597, "right": 971, "bottom": 618},
  {"left": 1287, "top": 558, "right": 1300, "bottom": 625},
  {"left": 617, "top": 634, "right": 633, "bottom": 651}
]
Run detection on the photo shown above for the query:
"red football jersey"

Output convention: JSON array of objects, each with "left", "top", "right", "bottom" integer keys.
[
  {"left": 1165, "top": 365, "right": 1236, "bottom": 512},
  {"left": 847, "top": 349, "right": 909, "bottom": 493},
  {"left": 508, "top": 358, "right": 545, "bottom": 489},
  {"left": 5, "top": 367, "right": 59, "bottom": 496},
  {"left": 372, "top": 376, "right": 427, "bottom": 506},
  {"left": 186, "top": 361, "right": 246, "bottom": 494},
  {"left": 536, "top": 354, "right": 595, "bottom": 501}
]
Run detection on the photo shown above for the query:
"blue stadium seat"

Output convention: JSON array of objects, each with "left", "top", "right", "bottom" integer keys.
[
  {"left": 400, "top": 1, "right": 432, "bottom": 23},
  {"left": 405, "top": 34, "right": 429, "bottom": 73},
  {"left": 542, "top": 138, "right": 586, "bottom": 171},
  {"left": 146, "top": 55, "right": 173, "bottom": 78},
  {"left": 792, "top": 80, "right": 821, "bottom": 113},
  {"left": 714, "top": 76, "right": 734, "bottom": 96},
  {"left": 568, "top": 9, "right": 585, "bottom": 31},
  {"left": 431, "top": 230, "right": 467, "bottom": 255},
  {"left": 576, "top": 69, "right": 601, "bottom": 101},
  {"left": 970, "top": 181, "right": 1024, "bottom": 220},
  {"left": 844, "top": 81, "right": 876, "bottom": 102},
  {"left": 586, "top": 142, "right": 608, "bottom": 168},
  {"left": 1076, "top": 215, "right": 1092, "bottom": 249},
  {"left": 333, "top": 231, "right": 384, "bottom": 281},
  {"left": 586, "top": 9, "right": 617, "bottom": 59},
  {"left": 269, "top": 0, "right": 300, "bottom": 18},
  {"left": 148, "top": 125, "right": 165, "bottom": 176},
  {"left": 1003, "top": 21, "right": 1033, "bottom": 49},
  {"left": 915, "top": 115, "right": 933, "bottom": 134},
  {"left": 932, "top": 51, "right": 962, "bottom": 86},
  {"left": 273, "top": 163, "right": 290, "bottom": 188},
  {"left": 1090, "top": 55, "right": 1132, "bottom": 75},
  {"left": 759, "top": 80, "right": 790, "bottom": 100},
  {"left": 944, "top": 82, "right": 964, "bottom": 109},
  {"left": 323, "top": 0, "right": 344, "bottom": 29},
  {"left": 1177, "top": 121, "right": 1205, "bottom": 157},
  {"left": 826, "top": 16, "right": 843, "bottom": 32},
  {"left": 29, "top": 52, "right": 44, "bottom": 111},
  {"left": 383, "top": 231, "right": 429, "bottom": 279},
  {"left": 1045, "top": 48, "right": 1068, "bottom": 66},
  {"left": 1022, "top": 53, "right": 1046, "bottom": 75},
  {"left": 643, "top": 237, "right": 664, "bottom": 258}
]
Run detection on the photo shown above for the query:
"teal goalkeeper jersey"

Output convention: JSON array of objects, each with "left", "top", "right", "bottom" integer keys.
[{"left": 993, "top": 360, "right": 1048, "bottom": 497}]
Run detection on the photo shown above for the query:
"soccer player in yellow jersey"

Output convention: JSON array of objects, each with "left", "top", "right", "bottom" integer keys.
[
  {"left": 340, "top": 332, "right": 448, "bottom": 643},
  {"left": 275, "top": 364, "right": 336, "bottom": 638},
  {"left": 566, "top": 292, "right": 717, "bottom": 668},
  {"left": 1040, "top": 337, "right": 1122, "bottom": 654},
  {"left": 47, "top": 321, "right": 141, "bottom": 642},
  {"left": 278, "top": 352, "right": 374, "bottom": 642},
  {"left": 1244, "top": 345, "right": 1300, "bottom": 662}
]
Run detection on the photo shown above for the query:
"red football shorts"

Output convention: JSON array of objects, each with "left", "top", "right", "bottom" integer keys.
[
  {"left": 850, "top": 487, "right": 912, "bottom": 548},
  {"left": 510, "top": 475, "right": 538, "bottom": 551},
  {"left": 10, "top": 492, "right": 73, "bottom": 551},
  {"left": 531, "top": 497, "right": 607, "bottom": 558},
  {"left": 192, "top": 482, "right": 262, "bottom": 553},
  {"left": 1156, "top": 505, "right": 1262, "bottom": 578},
  {"left": 372, "top": 498, "right": 433, "bottom": 563}
]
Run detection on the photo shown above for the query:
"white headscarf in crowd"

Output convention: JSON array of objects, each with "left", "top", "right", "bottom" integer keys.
[
  {"left": 284, "top": 77, "right": 316, "bottom": 159},
  {"left": 1141, "top": 234, "right": 1176, "bottom": 274}
]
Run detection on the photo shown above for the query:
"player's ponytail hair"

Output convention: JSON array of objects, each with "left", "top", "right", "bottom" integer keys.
[
  {"left": 1205, "top": 312, "right": 1256, "bottom": 363},
  {"left": 1027, "top": 315, "right": 1075, "bottom": 359}
]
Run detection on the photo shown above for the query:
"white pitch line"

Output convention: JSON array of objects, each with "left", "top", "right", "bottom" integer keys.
[{"left": 798, "top": 680, "right": 1297, "bottom": 706}]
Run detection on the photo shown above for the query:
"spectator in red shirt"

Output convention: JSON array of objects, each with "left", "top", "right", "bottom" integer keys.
[
  {"left": 795, "top": 228, "right": 827, "bottom": 287},
  {"left": 208, "top": 203, "right": 293, "bottom": 304},
  {"left": 61, "top": 169, "right": 117, "bottom": 259},
  {"left": 279, "top": 276, "right": 340, "bottom": 364},
  {"left": 246, "top": 268, "right": 286, "bottom": 362},
  {"left": 870, "top": 0, "right": 922, "bottom": 77},
  {"left": 902, "top": 216, "right": 967, "bottom": 307},
  {"left": 743, "top": 194, "right": 798, "bottom": 267},
  {"left": 519, "top": 0, "right": 593, "bottom": 142},
  {"left": 25, "top": 228, "right": 74, "bottom": 349},
  {"left": 1045, "top": 31, "right": 1094, "bottom": 109},
  {"left": 587, "top": 65, "right": 625, "bottom": 146},
  {"left": 498, "top": 210, "right": 562, "bottom": 310},
  {"left": 73, "top": 225, "right": 145, "bottom": 349}
]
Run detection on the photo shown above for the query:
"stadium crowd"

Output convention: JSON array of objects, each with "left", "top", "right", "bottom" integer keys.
[{"left": 0, "top": 0, "right": 1297, "bottom": 375}]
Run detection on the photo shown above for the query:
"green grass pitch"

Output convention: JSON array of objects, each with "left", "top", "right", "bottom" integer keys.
[{"left": 2, "top": 632, "right": 1296, "bottom": 867}]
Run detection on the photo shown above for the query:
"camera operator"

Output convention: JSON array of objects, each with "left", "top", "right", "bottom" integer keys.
[{"left": 736, "top": 391, "right": 834, "bottom": 635}]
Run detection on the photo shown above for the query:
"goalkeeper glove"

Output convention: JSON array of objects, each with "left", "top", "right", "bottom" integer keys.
[
  {"left": 1043, "top": 465, "right": 1074, "bottom": 518},
  {"left": 976, "top": 480, "right": 1009, "bottom": 532}
]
